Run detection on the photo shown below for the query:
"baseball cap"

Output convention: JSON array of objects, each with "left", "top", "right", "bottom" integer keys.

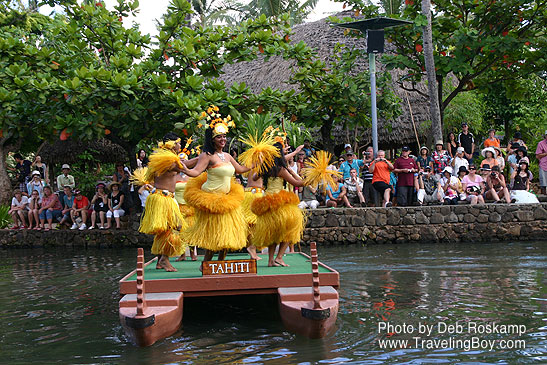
[
  {"left": 402, "top": 146, "right": 410, "bottom": 152},
  {"left": 481, "top": 164, "right": 491, "bottom": 171},
  {"left": 346, "top": 150, "right": 354, "bottom": 156},
  {"left": 62, "top": 164, "right": 70, "bottom": 169},
  {"left": 456, "top": 147, "right": 465, "bottom": 153},
  {"left": 461, "top": 122, "right": 468, "bottom": 126},
  {"left": 344, "top": 144, "right": 351, "bottom": 149}
]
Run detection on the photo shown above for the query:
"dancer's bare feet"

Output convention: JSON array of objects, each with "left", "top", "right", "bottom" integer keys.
[
  {"left": 268, "top": 260, "right": 281, "bottom": 267},
  {"left": 247, "top": 245, "right": 262, "bottom": 260},
  {"left": 274, "top": 258, "right": 289, "bottom": 267},
  {"left": 156, "top": 255, "right": 177, "bottom": 271},
  {"left": 175, "top": 254, "right": 185, "bottom": 262},
  {"left": 190, "top": 247, "right": 197, "bottom": 261},
  {"left": 217, "top": 249, "right": 227, "bottom": 261}
]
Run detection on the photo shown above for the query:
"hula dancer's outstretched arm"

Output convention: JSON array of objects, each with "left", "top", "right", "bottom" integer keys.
[
  {"left": 183, "top": 156, "right": 199, "bottom": 169},
  {"left": 279, "top": 167, "right": 305, "bottom": 187},
  {"left": 227, "top": 154, "right": 252, "bottom": 174},
  {"left": 182, "top": 153, "right": 211, "bottom": 177}
]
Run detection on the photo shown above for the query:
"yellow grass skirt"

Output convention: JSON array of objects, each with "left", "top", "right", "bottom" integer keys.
[
  {"left": 139, "top": 190, "right": 187, "bottom": 257},
  {"left": 182, "top": 173, "right": 247, "bottom": 252},
  {"left": 251, "top": 190, "right": 307, "bottom": 249},
  {"left": 241, "top": 188, "right": 264, "bottom": 226}
]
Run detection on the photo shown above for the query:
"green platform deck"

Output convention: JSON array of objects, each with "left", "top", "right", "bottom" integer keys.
[{"left": 119, "top": 252, "right": 339, "bottom": 297}]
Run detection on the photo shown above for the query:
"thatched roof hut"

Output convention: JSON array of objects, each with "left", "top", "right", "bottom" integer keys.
[
  {"left": 39, "top": 138, "right": 128, "bottom": 166},
  {"left": 220, "top": 11, "right": 432, "bottom": 153}
]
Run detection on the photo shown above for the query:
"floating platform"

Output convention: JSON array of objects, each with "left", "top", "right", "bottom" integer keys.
[{"left": 119, "top": 249, "right": 340, "bottom": 346}]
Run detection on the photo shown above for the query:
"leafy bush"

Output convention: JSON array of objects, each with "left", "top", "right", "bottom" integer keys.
[{"left": 0, "top": 205, "right": 12, "bottom": 229}]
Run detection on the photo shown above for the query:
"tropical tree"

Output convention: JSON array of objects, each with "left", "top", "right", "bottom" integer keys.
[{"left": 222, "top": 0, "right": 319, "bottom": 25}]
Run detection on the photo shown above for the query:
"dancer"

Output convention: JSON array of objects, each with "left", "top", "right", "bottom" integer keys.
[
  {"left": 138, "top": 133, "right": 187, "bottom": 272},
  {"left": 181, "top": 106, "right": 250, "bottom": 264},
  {"left": 241, "top": 172, "right": 264, "bottom": 260}
]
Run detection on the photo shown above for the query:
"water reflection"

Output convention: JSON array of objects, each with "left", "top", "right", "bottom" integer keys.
[{"left": 0, "top": 242, "right": 545, "bottom": 363}]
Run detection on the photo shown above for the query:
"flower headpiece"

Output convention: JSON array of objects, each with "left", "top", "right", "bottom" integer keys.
[
  {"left": 197, "top": 105, "right": 235, "bottom": 137},
  {"left": 178, "top": 137, "right": 201, "bottom": 160},
  {"left": 158, "top": 138, "right": 181, "bottom": 151},
  {"left": 264, "top": 126, "right": 288, "bottom": 148}
]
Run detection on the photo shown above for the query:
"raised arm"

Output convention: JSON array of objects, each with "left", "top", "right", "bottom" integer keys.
[
  {"left": 285, "top": 145, "right": 304, "bottom": 161},
  {"left": 182, "top": 153, "right": 212, "bottom": 177},
  {"left": 279, "top": 167, "right": 305, "bottom": 187},
  {"left": 228, "top": 154, "right": 251, "bottom": 175}
]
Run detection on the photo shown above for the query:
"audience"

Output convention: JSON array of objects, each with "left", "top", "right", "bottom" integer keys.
[
  {"left": 511, "top": 160, "right": 539, "bottom": 203},
  {"left": 302, "top": 139, "right": 315, "bottom": 157},
  {"left": 456, "top": 166, "right": 468, "bottom": 201},
  {"left": 370, "top": 150, "right": 394, "bottom": 208},
  {"left": 440, "top": 166, "right": 459, "bottom": 205},
  {"left": 298, "top": 185, "right": 320, "bottom": 209},
  {"left": 494, "top": 146, "right": 505, "bottom": 171},
  {"left": 446, "top": 132, "right": 458, "bottom": 158},
  {"left": 339, "top": 150, "right": 365, "bottom": 180},
  {"left": 326, "top": 176, "right": 348, "bottom": 208},
  {"left": 458, "top": 122, "right": 475, "bottom": 162},
  {"left": 71, "top": 189, "right": 90, "bottom": 230},
  {"left": 432, "top": 140, "right": 452, "bottom": 174},
  {"left": 27, "top": 190, "right": 41, "bottom": 230},
  {"left": 461, "top": 165, "right": 485, "bottom": 205},
  {"left": 11, "top": 153, "right": 32, "bottom": 193},
  {"left": 417, "top": 146, "right": 433, "bottom": 170},
  {"left": 361, "top": 147, "right": 375, "bottom": 206},
  {"left": 451, "top": 147, "right": 469, "bottom": 177},
  {"left": 113, "top": 163, "right": 133, "bottom": 212},
  {"left": 344, "top": 168, "right": 366, "bottom": 207},
  {"left": 31, "top": 155, "right": 49, "bottom": 184},
  {"left": 56, "top": 164, "right": 75, "bottom": 203},
  {"left": 536, "top": 130, "right": 547, "bottom": 195},
  {"left": 483, "top": 128, "right": 500, "bottom": 148},
  {"left": 9, "top": 189, "right": 29, "bottom": 229},
  {"left": 106, "top": 181, "right": 125, "bottom": 229},
  {"left": 485, "top": 166, "right": 512, "bottom": 204},
  {"left": 416, "top": 166, "right": 443, "bottom": 205},
  {"left": 136, "top": 149, "right": 149, "bottom": 168},
  {"left": 393, "top": 146, "right": 418, "bottom": 207},
  {"left": 26, "top": 171, "right": 46, "bottom": 198},
  {"left": 481, "top": 147, "right": 498, "bottom": 168},
  {"left": 89, "top": 182, "right": 109, "bottom": 229},
  {"left": 38, "top": 186, "right": 63, "bottom": 231},
  {"left": 59, "top": 186, "right": 75, "bottom": 228}
]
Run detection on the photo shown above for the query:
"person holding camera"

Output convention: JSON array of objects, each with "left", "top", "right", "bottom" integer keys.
[
  {"left": 369, "top": 150, "right": 394, "bottom": 208},
  {"left": 461, "top": 165, "right": 485, "bottom": 205},
  {"left": 486, "top": 165, "right": 512, "bottom": 203},
  {"left": 416, "top": 166, "right": 443, "bottom": 205}
]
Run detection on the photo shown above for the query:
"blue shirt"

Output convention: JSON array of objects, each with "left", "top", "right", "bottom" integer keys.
[
  {"left": 303, "top": 147, "right": 315, "bottom": 157},
  {"left": 326, "top": 183, "right": 343, "bottom": 201},
  {"left": 339, "top": 159, "right": 365, "bottom": 179},
  {"left": 63, "top": 194, "right": 75, "bottom": 209}
]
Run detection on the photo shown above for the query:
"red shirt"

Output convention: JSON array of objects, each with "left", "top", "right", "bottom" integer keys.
[
  {"left": 394, "top": 157, "right": 418, "bottom": 186},
  {"left": 74, "top": 196, "right": 89, "bottom": 209}
]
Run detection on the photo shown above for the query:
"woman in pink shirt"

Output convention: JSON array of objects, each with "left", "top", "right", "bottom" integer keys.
[{"left": 461, "top": 165, "right": 485, "bottom": 205}]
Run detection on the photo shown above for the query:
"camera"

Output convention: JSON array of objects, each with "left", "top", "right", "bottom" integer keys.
[
  {"left": 365, "top": 152, "right": 371, "bottom": 156},
  {"left": 419, "top": 172, "right": 423, "bottom": 176},
  {"left": 491, "top": 172, "right": 497, "bottom": 177}
]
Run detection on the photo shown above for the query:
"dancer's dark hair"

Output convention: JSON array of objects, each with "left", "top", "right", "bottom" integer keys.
[
  {"left": 162, "top": 132, "right": 180, "bottom": 143},
  {"left": 260, "top": 142, "right": 287, "bottom": 189}
]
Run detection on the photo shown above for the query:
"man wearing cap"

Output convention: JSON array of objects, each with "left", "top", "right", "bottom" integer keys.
[
  {"left": 393, "top": 146, "right": 418, "bottom": 206},
  {"left": 483, "top": 128, "right": 500, "bottom": 148},
  {"left": 536, "top": 130, "right": 547, "bottom": 195},
  {"left": 71, "top": 189, "right": 90, "bottom": 230},
  {"left": 451, "top": 147, "right": 469, "bottom": 177},
  {"left": 458, "top": 122, "right": 475, "bottom": 163},
  {"left": 339, "top": 150, "right": 365, "bottom": 180}
]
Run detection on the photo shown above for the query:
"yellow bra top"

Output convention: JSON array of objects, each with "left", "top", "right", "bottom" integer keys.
[
  {"left": 266, "top": 177, "right": 284, "bottom": 194},
  {"left": 202, "top": 163, "right": 235, "bottom": 194},
  {"left": 174, "top": 181, "right": 187, "bottom": 205}
]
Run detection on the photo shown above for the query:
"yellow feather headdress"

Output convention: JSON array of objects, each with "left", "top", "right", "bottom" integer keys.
[
  {"left": 130, "top": 167, "right": 151, "bottom": 186},
  {"left": 197, "top": 105, "right": 235, "bottom": 137},
  {"left": 145, "top": 149, "right": 183, "bottom": 182},
  {"left": 158, "top": 138, "right": 181, "bottom": 151},
  {"left": 238, "top": 132, "right": 280, "bottom": 175},
  {"left": 300, "top": 151, "right": 342, "bottom": 191},
  {"left": 179, "top": 137, "right": 199, "bottom": 161}
]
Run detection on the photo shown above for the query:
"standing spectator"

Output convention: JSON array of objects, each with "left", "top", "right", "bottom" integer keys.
[
  {"left": 326, "top": 176, "right": 348, "bottom": 208},
  {"left": 416, "top": 166, "right": 443, "bottom": 205},
  {"left": 113, "top": 163, "right": 133, "bottom": 212},
  {"left": 60, "top": 186, "right": 75, "bottom": 228},
  {"left": 370, "top": 150, "right": 394, "bottom": 208},
  {"left": 343, "top": 143, "right": 352, "bottom": 155},
  {"left": 106, "top": 181, "right": 125, "bottom": 229},
  {"left": 507, "top": 142, "right": 521, "bottom": 177},
  {"left": 507, "top": 131, "right": 527, "bottom": 151},
  {"left": 431, "top": 140, "right": 452, "bottom": 175},
  {"left": 11, "top": 153, "right": 32, "bottom": 193},
  {"left": 361, "top": 146, "right": 375, "bottom": 206},
  {"left": 483, "top": 128, "right": 501, "bottom": 148},
  {"left": 27, "top": 190, "right": 41, "bottom": 230},
  {"left": 462, "top": 165, "right": 485, "bottom": 205},
  {"left": 494, "top": 147, "right": 505, "bottom": 172},
  {"left": 298, "top": 185, "right": 320, "bottom": 209},
  {"left": 302, "top": 139, "right": 315, "bottom": 157},
  {"left": 440, "top": 167, "right": 459, "bottom": 205},
  {"left": 9, "top": 189, "right": 29, "bottom": 229},
  {"left": 451, "top": 147, "right": 469, "bottom": 177},
  {"left": 89, "top": 182, "right": 108, "bottom": 229},
  {"left": 38, "top": 186, "right": 63, "bottom": 231},
  {"left": 26, "top": 171, "right": 46, "bottom": 198},
  {"left": 136, "top": 149, "right": 149, "bottom": 168},
  {"left": 486, "top": 166, "right": 512, "bottom": 203},
  {"left": 295, "top": 151, "right": 306, "bottom": 173},
  {"left": 417, "top": 146, "right": 433, "bottom": 170},
  {"left": 446, "top": 132, "right": 458, "bottom": 158},
  {"left": 344, "top": 168, "right": 366, "bottom": 207},
  {"left": 71, "top": 189, "right": 90, "bottom": 230},
  {"left": 31, "top": 155, "right": 49, "bottom": 184},
  {"left": 56, "top": 164, "right": 75, "bottom": 203},
  {"left": 458, "top": 122, "right": 475, "bottom": 163},
  {"left": 137, "top": 184, "right": 152, "bottom": 213},
  {"left": 339, "top": 150, "right": 365, "bottom": 180},
  {"left": 480, "top": 147, "right": 498, "bottom": 168},
  {"left": 511, "top": 161, "right": 539, "bottom": 203},
  {"left": 535, "top": 130, "right": 547, "bottom": 195},
  {"left": 393, "top": 146, "right": 418, "bottom": 207}
]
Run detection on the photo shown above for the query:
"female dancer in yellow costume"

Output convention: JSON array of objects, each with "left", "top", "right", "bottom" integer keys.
[
  {"left": 181, "top": 113, "right": 252, "bottom": 263},
  {"left": 251, "top": 142, "right": 307, "bottom": 267},
  {"left": 241, "top": 172, "right": 264, "bottom": 260},
  {"left": 174, "top": 172, "right": 198, "bottom": 261}
]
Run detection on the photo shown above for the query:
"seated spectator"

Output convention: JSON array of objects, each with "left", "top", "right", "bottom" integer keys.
[
  {"left": 298, "top": 185, "right": 320, "bottom": 209},
  {"left": 494, "top": 147, "right": 505, "bottom": 171},
  {"left": 31, "top": 155, "right": 49, "bottom": 184},
  {"left": 59, "top": 186, "right": 75, "bottom": 228},
  {"left": 483, "top": 128, "right": 500, "bottom": 148},
  {"left": 38, "top": 186, "right": 63, "bottom": 230},
  {"left": 456, "top": 166, "right": 468, "bottom": 201},
  {"left": 89, "top": 182, "right": 109, "bottom": 229},
  {"left": 26, "top": 171, "right": 46, "bottom": 198},
  {"left": 56, "top": 164, "right": 75, "bottom": 203},
  {"left": 481, "top": 147, "right": 498, "bottom": 168},
  {"left": 432, "top": 140, "right": 452, "bottom": 174},
  {"left": 28, "top": 190, "right": 41, "bottom": 230},
  {"left": 515, "top": 146, "right": 529, "bottom": 165},
  {"left": 416, "top": 166, "right": 443, "bottom": 205},
  {"left": 479, "top": 164, "right": 492, "bottom": 180},
  {"left": 510, "top": 160, "right": 539, "bottom": 203},
  {"left": 416, "top": 146, "right": 433, "bottom": 170},
  {"left": 106, "top": 181, "right": 125, "bottom": 229},
  {"left": 344, "top": 168, "right": 366, "bottom": 207},
  {"left": 136, "top": 149, "right": 149, "bottom": 168},
  {"left": 462, "top": 165, "right": 485, "bottom": 205},
  {"left": 440, "top": 167, "right": 459, "bottom": 205},
  {"left": 326, "top": 176, "right": 348, "bottom": 208},
  {"left": 370, "top": 150, "right": 394, "bottom": 207},
  {"left": 451, "top": 147, "right": 469, "bottom": 176},
  {"left": 339, "top": 150, "right": 365, "bottom": 180},
  {"left": 393, "top": 146, "right": 418, "bottom": 207},
  {"left": 336, "top": 156, "right": 345, "bottom": 170},
  {"left": 486, "top": 166, "right": 512, "bottom": 203},
  {"left": 113, "top": 163, "right": 133, "bottom": 213},
  {"left": 10, "top": 153, "right": 32, "bottom": 193},
  {"left": 71, "top": 189, "right": 90, "bottom": 230},
  {"left": 9, "top": 189, "right": 29, "bottom": 229}
]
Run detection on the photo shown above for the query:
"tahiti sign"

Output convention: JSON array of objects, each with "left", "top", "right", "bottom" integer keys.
[{"left": 202, "top": 259, "right": 257, "bottom": 276}]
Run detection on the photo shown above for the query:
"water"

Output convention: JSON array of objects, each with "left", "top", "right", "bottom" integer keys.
[{"left": 0, "top": 242, "right": 545, "bottom": 364}]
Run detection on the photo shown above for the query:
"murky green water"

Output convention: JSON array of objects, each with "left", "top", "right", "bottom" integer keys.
[{"left": 0, "top": 242, "right": 545, "bottom": 364}]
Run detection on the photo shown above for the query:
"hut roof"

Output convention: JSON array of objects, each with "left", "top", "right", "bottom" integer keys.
[
  {"left": 219, "top": 11, "right": 431, "bottom": 150},
  {"left": 39, "top": 138, "right": 128, "bottom": 166}
]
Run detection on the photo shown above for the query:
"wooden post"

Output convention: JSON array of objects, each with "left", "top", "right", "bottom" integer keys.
[
  {"left": 310, "top": 242, "right": 321, "bottom": 309},
  {"left": 135, "top": 248, "right": 146, "bottom": 317}
]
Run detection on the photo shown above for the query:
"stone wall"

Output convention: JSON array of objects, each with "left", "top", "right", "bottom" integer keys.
[{"left": 1, "top": 204, "right": 546, "bottom": 248}]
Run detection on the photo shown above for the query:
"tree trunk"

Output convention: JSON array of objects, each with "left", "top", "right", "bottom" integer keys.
[
  {"left": 320, "top": 118, "right": 334, "bottom": 154},
  {"left": 421, "top": 0, "right": 443, "bottom": 144},
  {"left": 0, "top": 143, "right": 13, "bottom": 205}
]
